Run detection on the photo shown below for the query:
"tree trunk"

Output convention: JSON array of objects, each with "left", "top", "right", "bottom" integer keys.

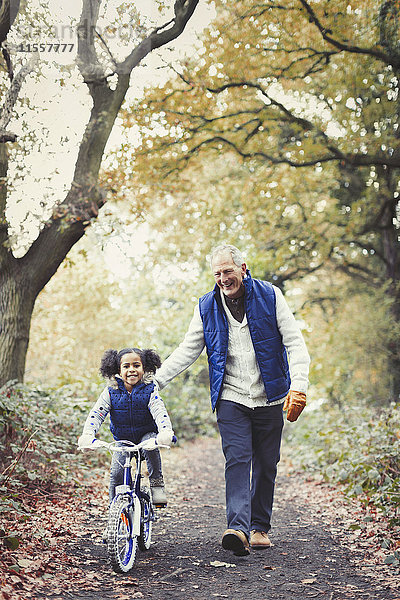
[
  {"left": 380, "top": 167, "right": 400, "bottom": 402},
  {"left": 0, "top": 143, "right": 36, "bottom": 384},
  {"left": 387, "top": 279, "right": 400, "bottom": 403},
  {"left": 0, "top": 272, "right": 34, "bottom": 384},
  {"left": 388, "top": 296, "right": 400, "bottom": 402}
]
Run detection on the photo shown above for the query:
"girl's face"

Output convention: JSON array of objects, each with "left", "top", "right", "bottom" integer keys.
[{"left": 119, "top": 352, "right": 144, "bottom": 392}]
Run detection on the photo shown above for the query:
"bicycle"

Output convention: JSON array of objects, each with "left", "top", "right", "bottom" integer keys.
[{"left": 79, "top": 436, "right": 170, "bottom": 573}]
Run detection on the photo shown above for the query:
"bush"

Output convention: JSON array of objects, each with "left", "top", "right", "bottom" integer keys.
[
  {"left": 0, "top": 380, "right": 108, "bottom": 516},
  {"left": 284, "top": 401, "right": 400, "bottom": 525}
]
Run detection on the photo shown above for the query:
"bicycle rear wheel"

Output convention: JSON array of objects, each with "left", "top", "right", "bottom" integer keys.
[
  {"left": 138, "top": 490, "right": 153, "bottom": 551},
  {"left": 107, "top": 495, "right": 137, "bottom": 573}
]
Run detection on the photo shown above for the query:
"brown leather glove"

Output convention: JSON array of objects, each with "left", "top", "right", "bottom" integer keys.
[{"left": 283, "top": 390, "right": 306, "bottom": 422}]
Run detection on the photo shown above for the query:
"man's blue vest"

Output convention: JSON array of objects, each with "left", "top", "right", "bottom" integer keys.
[
  {"left": 198, "top": 270, "right": 291, "bottom": 411},
  {"left": 109, "top": 378, "right": 158, "bottom": 443}
]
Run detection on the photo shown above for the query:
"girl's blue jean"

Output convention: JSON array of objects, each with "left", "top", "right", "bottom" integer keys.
[
  {"left": 216, "top": 399, "right": 284, "bottom": 539},
  {"left": 109, "top": 432, "right": 162, "bottom": 503}
]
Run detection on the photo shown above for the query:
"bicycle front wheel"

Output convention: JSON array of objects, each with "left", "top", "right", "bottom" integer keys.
[
  {"left": 138, "top": 491, "right": 153, "bottom": 551},
  {"left": 107, "top": 495, "right": 137, "bottom": 573}
]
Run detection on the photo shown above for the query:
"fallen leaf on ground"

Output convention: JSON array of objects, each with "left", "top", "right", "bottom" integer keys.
[{"left": 210, "top": 560, "right": 236, "bottom": 568}]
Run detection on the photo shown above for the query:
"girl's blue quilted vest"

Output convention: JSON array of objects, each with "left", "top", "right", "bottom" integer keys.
[
  {"left": 199, "top": 271, "right": 290, "bottom": 411},
  {"left": 109, "top": 378, "right": 158, "bottom": 443}
]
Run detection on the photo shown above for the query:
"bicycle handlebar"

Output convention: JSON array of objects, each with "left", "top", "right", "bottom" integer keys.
[{"left": 78, "top": 437, "right": 173, "bottom": 453}]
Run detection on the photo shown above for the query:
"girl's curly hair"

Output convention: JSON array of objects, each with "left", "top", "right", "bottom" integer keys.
[{"left": 99, "top": 347, "right": 162, "bottom": 379}]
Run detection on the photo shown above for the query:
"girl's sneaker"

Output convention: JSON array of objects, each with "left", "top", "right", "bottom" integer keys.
[{"left": 150, "top": 477, "right": 167, "bottom": 507}]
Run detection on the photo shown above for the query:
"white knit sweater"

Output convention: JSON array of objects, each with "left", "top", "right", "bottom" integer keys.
[
  {"left": 219, "top": 291, "right": 281, "bottom": 407},
  {"left": 156, "top": 285, "right": 310, "bottom": 409}
]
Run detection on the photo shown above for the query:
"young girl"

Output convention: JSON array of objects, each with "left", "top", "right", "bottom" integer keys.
[{"left": 78, "top": 347, "right": 174, "bottom": 507}]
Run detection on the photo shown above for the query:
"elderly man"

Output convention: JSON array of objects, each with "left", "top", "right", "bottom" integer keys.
[{"left": 156, "top": 244, "right": 310, "bottom": 556}]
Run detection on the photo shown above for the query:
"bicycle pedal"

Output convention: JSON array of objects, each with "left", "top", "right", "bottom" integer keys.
[{"left": 154, "top": 502, "right": 167, "bottom": 509}]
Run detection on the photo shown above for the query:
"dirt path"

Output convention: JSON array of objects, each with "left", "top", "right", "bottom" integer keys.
[{"left": 34, "top": 437, "right": 399, "bottom": 600}]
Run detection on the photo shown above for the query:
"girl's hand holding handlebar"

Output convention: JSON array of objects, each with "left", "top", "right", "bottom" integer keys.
[
  {"left": 78, "top": 434, "right": 98, "bottom": 449},
  {"left": 156, "top": 429, "right": 175, "bottom": 446}
]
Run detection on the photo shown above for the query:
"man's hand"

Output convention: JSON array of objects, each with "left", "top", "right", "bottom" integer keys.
[{"left": 283, "top": 391, "right": 306, "bottom": 422}]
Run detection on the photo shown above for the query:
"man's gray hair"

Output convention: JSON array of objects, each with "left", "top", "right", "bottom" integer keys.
[{"left": 210, "top": 244, "right": 244, "bottom": 268}]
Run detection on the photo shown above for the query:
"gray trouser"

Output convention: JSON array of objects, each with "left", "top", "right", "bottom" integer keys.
[{"left": 108, "top": 432, "right": 162, "bottom": 503}]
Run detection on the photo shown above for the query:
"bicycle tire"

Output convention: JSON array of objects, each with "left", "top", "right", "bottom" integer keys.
[
  {"left": 107, "top": 495, "right": 137, "bottom": 573},
  {"left": 138, "top": 490, "right": 153, "bottom": 551}
]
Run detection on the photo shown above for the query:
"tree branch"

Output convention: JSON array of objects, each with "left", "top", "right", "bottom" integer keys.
[
  {"left": 0, "top": 0, "right": 20, "bottom": 46},
  {"left": 0, "top": 53, "right": 39, "bottom": 136},
  {"left": 299, "top": 0, "right": 399, "bottom": 68},
  {"left": 270, "top": 258, "right": 327, "bottom": 289},
  {"left": 168, "top": 133, "right": 399, "bottom": 175},
  {"left": 155, "top": 74, "right": 400, "bottom": 170},
  {"left": 95, "top": 28, "right": 119, "bottom": 70},
  {"left": 346, "top": 239, "right": 387, "bottom": 265},
  {"left": 335, "top": 260, "right": 382, "bottom": 285},
  {"left": 119, "top": 0, "right": 199, "bottom": 74},
  {"left": 1, "top": 45, "right": 13, "bottom": 81},
  {"left": 0, "top": 129, "right": 16, "bottom": 142},
  {"left": 76, "top": 0, "right": 105, "bottom": 83}
]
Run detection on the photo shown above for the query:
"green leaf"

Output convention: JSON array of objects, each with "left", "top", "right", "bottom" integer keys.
[
  {"left": 367, "top": 469, "right": 380, "bottom": 481},
  {"left": 384, "top": 555, "right": 398, "bottom": 565},
  {"left": 3, "top": 535, "right": 21, "bottom": 550}
]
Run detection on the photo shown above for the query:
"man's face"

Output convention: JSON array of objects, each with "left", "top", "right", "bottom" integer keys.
[{"left": 211, "top": 251, "right": 246, "bottom": 299}]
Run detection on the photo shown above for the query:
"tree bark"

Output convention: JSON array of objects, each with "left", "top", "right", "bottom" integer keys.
[
  {"left": 0, "top": 0, "right": 20, "bottom": 45},
  {"left": 0, "top": 273, "right": 35, "bottom": 384},
  {"left": 381, "top": 168, "right": 400, "bottom": 401}
]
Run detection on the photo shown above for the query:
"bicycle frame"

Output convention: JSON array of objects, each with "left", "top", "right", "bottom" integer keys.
[{"left": 113, "top": 448, "right": 152, "bottom": 538}]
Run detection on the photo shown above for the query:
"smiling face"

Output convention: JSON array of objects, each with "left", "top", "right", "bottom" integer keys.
[
  {"left": 211, "top": 250, "right": 246, "bottom": 299},
  {"left": 119, "top": 352, "right": 144, "bottom": 392}
]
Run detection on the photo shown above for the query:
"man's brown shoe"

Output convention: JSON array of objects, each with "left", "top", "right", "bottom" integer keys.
[
  {"left": 250, "top": 530, "right": 272, "bottom": 549},
  {"left": 222, "top": 529, "right": 250, "bottom": 556}
]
